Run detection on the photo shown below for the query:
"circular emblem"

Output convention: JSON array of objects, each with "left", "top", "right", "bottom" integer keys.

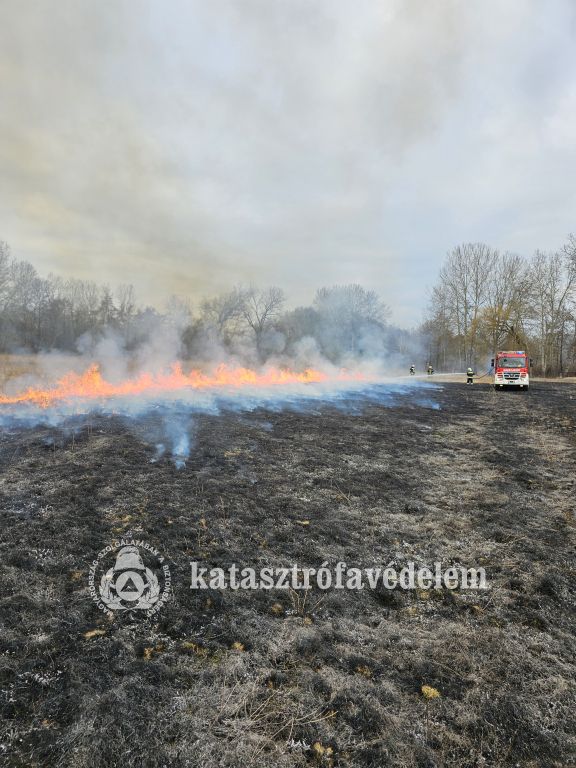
[{"left": 88, "top": 539, "right": 171, "bottom": 616}]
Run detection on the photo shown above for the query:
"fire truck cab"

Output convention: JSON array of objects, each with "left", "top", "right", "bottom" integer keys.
[{"left": 491, "top": 350, "right": 531, "bottom": 390}]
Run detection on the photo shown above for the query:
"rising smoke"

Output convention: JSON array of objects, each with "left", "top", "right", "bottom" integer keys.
[
  {"left": 0, "top": 0, "right": 480, "bottom": 313},
  {"left": 0, "top": 299, "right": 432, "bottom": 468}
]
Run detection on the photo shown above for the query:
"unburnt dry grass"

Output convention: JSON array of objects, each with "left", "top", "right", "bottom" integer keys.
[{"left": 0, "top": 381, "right": 575, "bottom": 767}]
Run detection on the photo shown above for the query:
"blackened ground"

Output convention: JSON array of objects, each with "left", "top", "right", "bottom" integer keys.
[{"left": 0, "top": 382, "right": 575, "bottom": 768}]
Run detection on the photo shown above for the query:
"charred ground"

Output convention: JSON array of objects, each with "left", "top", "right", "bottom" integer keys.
[{"left": 0, "top": 382, "right": 575, "bottom": 767}]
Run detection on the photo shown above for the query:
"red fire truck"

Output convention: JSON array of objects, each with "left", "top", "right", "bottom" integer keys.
[{"left": 491, "top": 350, "right": 531, "bottom": 390}]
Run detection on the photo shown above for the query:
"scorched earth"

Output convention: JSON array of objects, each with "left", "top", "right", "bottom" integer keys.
[{"left": 0, "top": 380, "right": 575, "bottom": 767}]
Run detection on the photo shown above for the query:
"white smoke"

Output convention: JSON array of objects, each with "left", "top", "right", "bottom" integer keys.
[
  {"left": 0, "top": 365, "right": 439, "bottom": 467},
  {"left": 0, "top": 301, "right": 440, "bottom": 468}
]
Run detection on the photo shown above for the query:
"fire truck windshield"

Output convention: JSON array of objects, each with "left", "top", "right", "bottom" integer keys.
[{"left": 497, "top": 357, "right": 526, "bottom": 368}]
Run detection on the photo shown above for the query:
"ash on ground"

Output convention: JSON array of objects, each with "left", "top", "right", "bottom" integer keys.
[{"left": 0, "top": 382, "right": 575, "bottom": 767}]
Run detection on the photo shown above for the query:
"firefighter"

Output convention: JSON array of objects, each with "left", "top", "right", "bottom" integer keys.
[
  {"left": 427, "top": 363, "right": 434, "bottom": 375},
  {"left": 466, "top": 366, "right": 475, "bottom": 384},
  {"left": 409, "top": 364, "right": 415, "bottom": 375}
]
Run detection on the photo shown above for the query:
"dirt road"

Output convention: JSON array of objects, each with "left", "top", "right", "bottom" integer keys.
[{"left": 1, "top": 381, "right": 574, "bottom": 767}]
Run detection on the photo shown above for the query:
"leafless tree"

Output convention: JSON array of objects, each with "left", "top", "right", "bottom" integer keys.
[
  {"left": 313, "top": 284, "right": 390, "bottom": 360},
  {"left": 0, "top": 241, "right": 11, "bottom": 310},
  {"left": 426, "top": 238, "right": 576, "bottom": 374},
  {"left": 480, "top": 252, "right": 531, "bottom": 352},
  {"left": 242, "top": 286, "right": 285, "bottom": 358},
  {"left": 116, "top": 284, "right": 136, "bottom": 322},
  {"left": 528, "top": 250, "right": 576, "bottom": 375},
  {"left": 436, "top": 243, "right": 498, "bottom": 366},
  {"left": 200, "top": 287, "right": 248, "bottom": 343}
]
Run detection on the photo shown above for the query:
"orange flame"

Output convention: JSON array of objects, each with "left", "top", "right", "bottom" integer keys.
[{"left": 0, "top": 363, "right": 368, "bottom": 409}]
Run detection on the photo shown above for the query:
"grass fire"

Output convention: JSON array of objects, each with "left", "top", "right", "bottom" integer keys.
[
  {"left": 0, "top": 363, "right": 367, "bottom": 408},
  {"left": 1, "top": 354, "right": 574, "bottom": 767},
  {"left": 1, "top": 3, "right": 576, "bottom": 768}
]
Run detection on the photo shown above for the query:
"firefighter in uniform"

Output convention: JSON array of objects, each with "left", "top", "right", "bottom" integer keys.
[
  {"left": 409, "top": 364, "right": 415, "bottom": 375},
  {"left": 466, "top": 367, "right": 475, "bottom": 384},
  {"left": 427, "top": 363, "right": 434, "bottom": 375}
]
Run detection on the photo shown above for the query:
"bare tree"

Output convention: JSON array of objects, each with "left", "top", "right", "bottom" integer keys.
[
  {"left": 436, "top": 243, "right": 498, "bottom": 367},
  {"left": 242, "top": 286, "right": 285, "bottom": 358},
  {"left": 480, "top": 252, "right": 531, "bottom": 353},
  {"left": 424, "top": 282, "right": 455, "bottom": 369},
  {"left": 200, "top": 287, "right": 248, "bottom": 344},
  {"left": 528, "top": 250, "right": 576, "bottom": 375},
  {"left": 562, "top": 232, "right": 576, "bottom": 266},
  {"left": 116, "top": 284, "right": 136, "bottom": 322},
  {"left": 313, "top": 284, "right": 390, "bottom": 360},
  {"left": 0, "top": 241, "right": 11, "bottom": 311}
]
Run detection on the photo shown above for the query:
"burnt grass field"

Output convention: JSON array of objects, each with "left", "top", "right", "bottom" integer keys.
[{"left": 1, "top": 381, "right": 575, "bottom": 768}]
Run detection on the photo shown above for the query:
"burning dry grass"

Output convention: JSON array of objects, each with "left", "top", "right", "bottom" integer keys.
[
  {"left": 0, "top": 380, "right": 575, "bottom": 767},
  {"left": 0, "top": 361, "right": 368, "bottom": 408}
]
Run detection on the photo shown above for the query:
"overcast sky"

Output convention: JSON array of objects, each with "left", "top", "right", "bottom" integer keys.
[{"left": 1, "top": 0, "right": 575, "bottom": 326}]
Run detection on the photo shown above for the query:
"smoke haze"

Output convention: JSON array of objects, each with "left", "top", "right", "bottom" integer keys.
[{"left": 1, "top": 1, "right": 575, "bottom": 324}]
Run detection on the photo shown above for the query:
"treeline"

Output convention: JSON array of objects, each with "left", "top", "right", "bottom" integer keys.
[
  {"left": 6, "top": 234, "right": 574, "bottom": 375},
  {"left": 423, "top": 236, "right": 576, "bottom": 376},
  {"left": 0, "top": 241, "right": 138, "bottom": 352},
  {"left": 0, "top": 240, "right": 416, "bottom": 365}
]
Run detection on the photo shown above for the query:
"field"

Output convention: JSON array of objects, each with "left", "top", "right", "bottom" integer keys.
[{"left": 0, "top": 378, "right": 575, "bottom": 767}]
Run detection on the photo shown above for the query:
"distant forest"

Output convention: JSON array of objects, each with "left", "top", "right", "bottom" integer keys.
[
  {"left": 0, "top": 240, "right": 416, "bottom": 367},
  {"left": 1, "top": 236, "right": 575, "bottom": 375},
  {"left": 424, "top": 235, "right": 576, "bottom": 375}
]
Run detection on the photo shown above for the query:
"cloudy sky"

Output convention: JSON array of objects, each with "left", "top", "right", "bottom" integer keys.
[{"left": 1, "top": 0, "right": 575, "bottom": 326}]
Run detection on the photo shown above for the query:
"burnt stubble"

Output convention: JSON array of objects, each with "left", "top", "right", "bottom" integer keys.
[{"left": 1, "top": 382, "right": 575, "bottom": 767}]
